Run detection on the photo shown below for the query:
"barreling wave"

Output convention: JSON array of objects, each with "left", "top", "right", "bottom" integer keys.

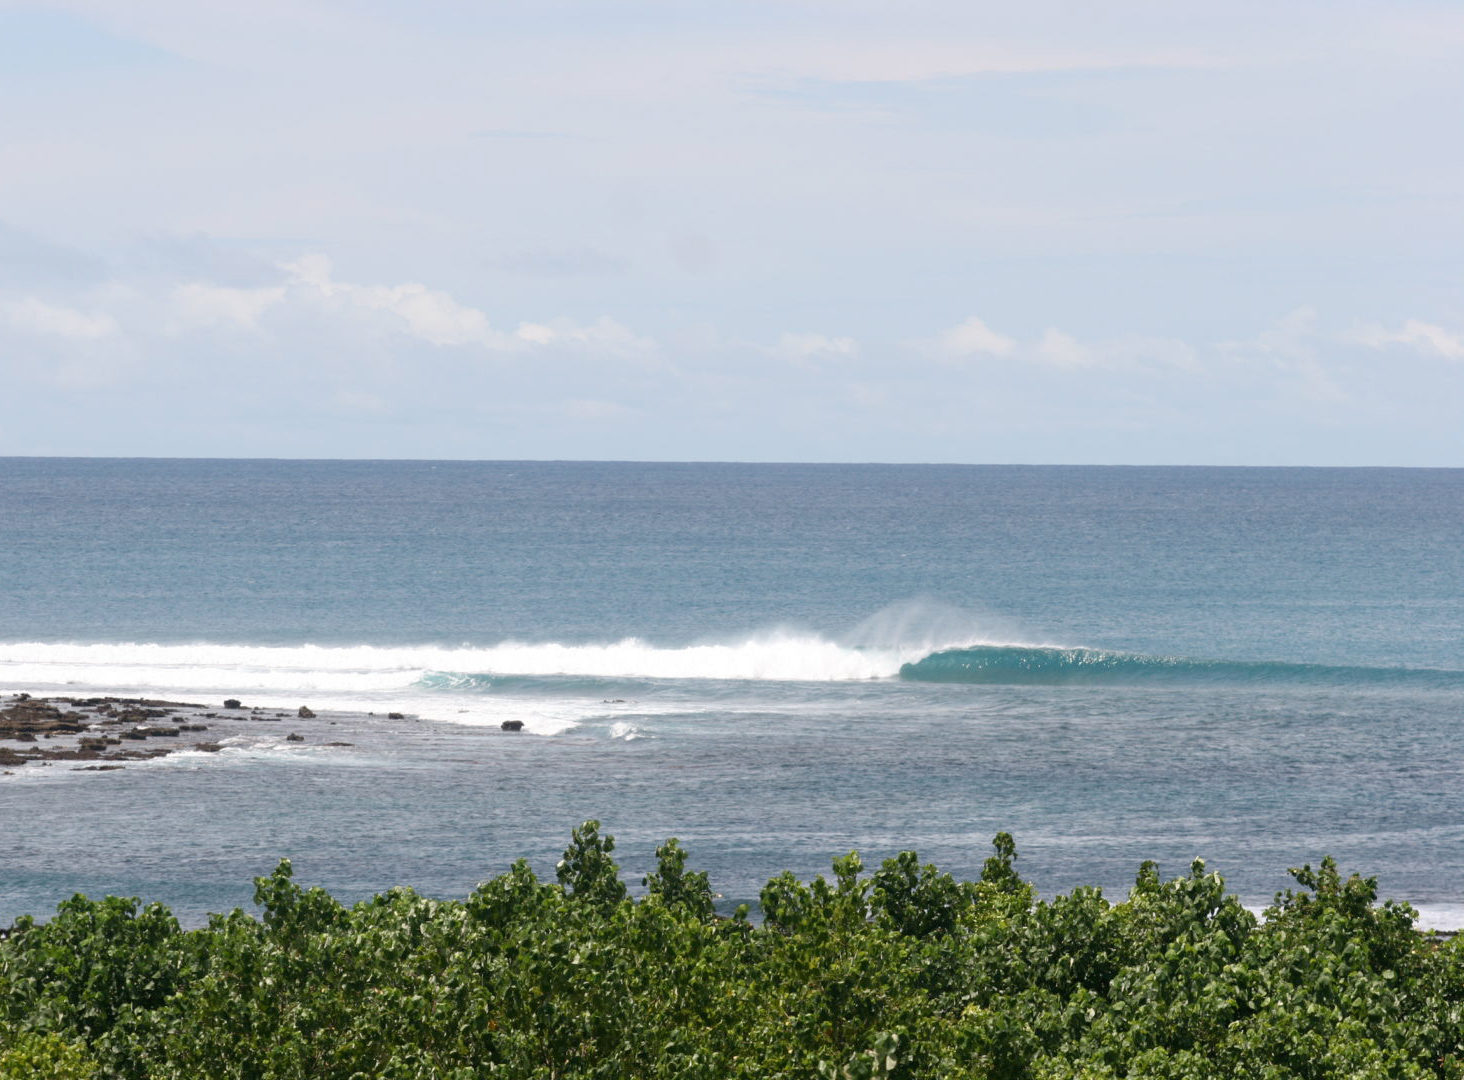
[{"left": 900, "top": 645, "right": 1464, "bottom": 688}]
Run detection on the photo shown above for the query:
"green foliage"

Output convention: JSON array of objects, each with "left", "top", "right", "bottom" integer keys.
[
  {"left": 2, "top": 821, "right": 1462, "bottom": 1079},
  {"left": 555, "top": 818, "right": 628, "bottom": 911},
  {"left": 0, "top": 1029, "right": 97, "bottom": 1079},
  {"left": 643, "top": 837, "right": 715, "bottom": 920}
]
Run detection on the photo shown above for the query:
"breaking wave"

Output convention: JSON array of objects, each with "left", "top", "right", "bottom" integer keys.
[
  {"left": 900, "top": 645, "right": 1464, "bottom": 688},
  {"left": 3, "top": 637, "right": 1456, "bottom": 697}
]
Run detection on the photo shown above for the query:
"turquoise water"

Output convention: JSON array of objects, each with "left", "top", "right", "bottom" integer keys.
[{"left": 1, "top": 460, "right": 1462, "bottom": 925}]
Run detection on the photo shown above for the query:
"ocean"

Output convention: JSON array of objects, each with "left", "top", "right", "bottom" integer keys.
[{"left": 2, "top": 459, "right": 1462, "bottom": 927}]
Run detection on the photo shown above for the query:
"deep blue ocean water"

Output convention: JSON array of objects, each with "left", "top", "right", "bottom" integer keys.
[{"left": 2, "top": 459, "right": 1462, "bottom": 926}]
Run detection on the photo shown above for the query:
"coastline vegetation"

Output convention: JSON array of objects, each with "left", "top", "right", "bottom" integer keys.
[{"left": 2, "top": 822, "right": 1461, "bottom": 1079}]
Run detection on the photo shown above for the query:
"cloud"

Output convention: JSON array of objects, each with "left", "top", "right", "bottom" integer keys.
[
  {"left": 272, "top": 254, "right": 653, "bottom": 355},
  {"left": 929, "top": 317, "right": 1196, "bottom": 373},
  {"left": 933, "top": 316, "right": 1017, "bottom": 359},
  {"left": 2, "top": 296, "right": 117, "bottom": 339},
  {"left": 1033, "top": 328, "right": 1092, "bottom": 368},
  {"left": 1032, "top": 330, "right": 1200, "bottom": 372},
  {"left": 773, "top": 332, "right": 858, "bottom": 364},
  {"left": 281, "top": 254, "right": 497, "bottom": 347},
  {"left": 1347, "top": 319, "right": 1464, "bottom": 360},
  {"left": 1217, "top": 307, "right": 1345, "bottom": 403},
  {"left": 512, "top": 316, "right": 655, "bottom": 357},
  {"left": 169, "top": 282, "right": 285, "bottom": 331}
]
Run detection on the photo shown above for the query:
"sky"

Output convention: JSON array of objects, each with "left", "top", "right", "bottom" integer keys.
[{"left": 1, "top": 1, "right": 1462, "bottom": 464}]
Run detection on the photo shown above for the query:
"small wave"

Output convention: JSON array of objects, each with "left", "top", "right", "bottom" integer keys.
[{"left": 900, "top": 645, "right": 1464, "bottom": 687}]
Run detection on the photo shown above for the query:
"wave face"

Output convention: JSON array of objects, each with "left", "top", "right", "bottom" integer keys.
[{"left": 900, "top": 645, "right": 1464, "bottom": 688}]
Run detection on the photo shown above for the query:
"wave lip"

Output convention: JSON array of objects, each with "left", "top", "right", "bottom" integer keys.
[{"left": 899, "top": 645, "right": 1464, "bottom": 687}]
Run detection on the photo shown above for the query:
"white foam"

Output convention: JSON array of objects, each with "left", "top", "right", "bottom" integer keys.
[
  {"left": 0, "top": 627, "right": 1009, "bottom": 739},
  {"left": 1410, "top": 904, "right": 1464, "bottom": 932},
  {"left": 0, "top": 631, "right": 983, "bottom": 691}
]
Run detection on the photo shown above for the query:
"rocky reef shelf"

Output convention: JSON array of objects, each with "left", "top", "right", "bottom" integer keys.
[{"left": 0, "top": 693, "right": 354, "bottom": 773}]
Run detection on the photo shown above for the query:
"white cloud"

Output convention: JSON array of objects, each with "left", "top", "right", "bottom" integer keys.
[
  {"left": 275, "top": 255, "right": 654, "bottom": 355},
  {"left": 1033, "top": 328, "right": 1093, "bottom": 368},
  {"left": 1347, "top": 319, "right": 1464, "bottom": 360},
  {"left": 929, "top": 318, "right": 1197, "bottom": 373},
  {"left": 773, "top": 332, "right": 858, "bottom": 364},
  {"left": 1032, "top": 330, "right": 1200, "bottom": 372},
  {"left": 3, "top": 297, "right": 117, "bottom": 340},
  {"left": 281, "top": 254, "right": 498, "bottom": 347},
  {"left": 934, "top": 316, "right": 1016, "bottom": 359},
  {"left": 512, "top": 316, "right": 656, "bottom": 357},
  {"left": 170, "top": 282, "right": 285, "bottom": 331},
  {"left": 1218, "top": 307, "right": 1344, "bottom": 403}
]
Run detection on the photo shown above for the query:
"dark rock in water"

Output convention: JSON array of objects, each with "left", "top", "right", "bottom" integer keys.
[
  {"left": 297, "top": 706, "right": 316, "bottom": 719},
  {"left": 75, "top": 764, "right": 125, "bottom": 771},
  {"left": 501, "top": 720, "right": 525, "bottom": 732},
  {"left": 388, "top": 712, "right": 405, "bottom": 720},
  {"left": 324, "top": 741, "right": 354, "bottom": 747},
  {"left": 193, "top": 742, "right": 224, "bottom": 753},
  {"left": 223, "top": 699, "right": 242, "bottom": 709},
  {"left": 285, "top": 733, "right": 304, "bottom": 742}
]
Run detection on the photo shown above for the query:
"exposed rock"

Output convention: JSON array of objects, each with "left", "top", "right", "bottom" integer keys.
[
  {"left": 223, "top": 699, "right": 242, "bottom": 709},
  {"left": 501, "top": 720, "right": 525, "bottom": 732},
  {"left": 388, "top": 712, "right": 405, "bottom": 720},
  {"left": 0, "top": 693, "right": 345, "bottom": 773}
]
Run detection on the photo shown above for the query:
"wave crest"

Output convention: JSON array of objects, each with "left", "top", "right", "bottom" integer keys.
[{"left": 899, "top": 645, "right": 1463, "bottom": 687}]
